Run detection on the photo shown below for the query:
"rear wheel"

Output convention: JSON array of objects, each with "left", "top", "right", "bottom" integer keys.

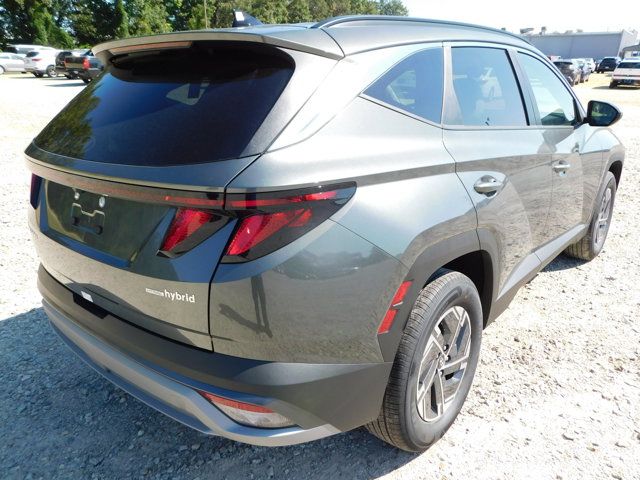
[
  {"left": 564, "top": 171, "right": 616, "bottom": 261},
  {"left": 46, "top": 65, "right": 57, "bottom": 77},
  {"left": 0, "top": 66, "right": 5, "bottom": 75},
  {"left": 82, "top": 77, "right": 91, "bottom": 84},
  {"left": 366, "top": 271, "right": 482, "bottom": 452},
  {"left": 610, "top": 81, "right": 618, "bottom": 89}
]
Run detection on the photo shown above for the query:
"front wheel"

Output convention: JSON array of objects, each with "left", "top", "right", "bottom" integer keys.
[
  {"left": 0, "top": 66, "right": 5, "bottom": 75},
  {"left": 564, "top": 171, "right": 616, "bottom": 261},
  {"left": 366, "top": 271, "right": 483, "bottom": 452}
]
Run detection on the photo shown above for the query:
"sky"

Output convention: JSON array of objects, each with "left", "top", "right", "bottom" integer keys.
[{"left": 404, "top": 0, "right": 639, "bottom": 35}]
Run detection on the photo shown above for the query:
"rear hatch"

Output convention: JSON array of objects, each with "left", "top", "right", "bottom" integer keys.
[
  {"left": 27, "top": 39, "right": 328, "bottom": 348},
  {"left": 553, "top": 61, "right": 574, "bottom": 75}
]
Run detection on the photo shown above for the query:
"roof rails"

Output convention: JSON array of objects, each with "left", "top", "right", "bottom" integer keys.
[{"left": 312, "top": 15, "right": 528, "bottom": 44}]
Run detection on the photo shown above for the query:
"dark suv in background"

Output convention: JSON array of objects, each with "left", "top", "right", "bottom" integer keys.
[
  {"left": 597, "top": 56, "right": 621, "bottom": 73},
  {"left": 553, "top": 59, "right": 582, "bottom": 85},
  {"left": 27, "top": 16, "right": 625, "bottom": 452}
]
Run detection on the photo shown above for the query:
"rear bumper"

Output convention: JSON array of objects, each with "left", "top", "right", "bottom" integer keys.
[{"left": 39, "top": 266, "right": 391, "bottom": 446}]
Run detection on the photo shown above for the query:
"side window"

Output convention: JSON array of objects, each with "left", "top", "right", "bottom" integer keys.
[
  {"left": 518, "top": 53, "right": 577, "bottom": 126},
  {"left": 364, "top": 47, "right": 443, "bottom": 123},
  {"left": 448, "top": 47, "right": 527, "bottom": 127}
]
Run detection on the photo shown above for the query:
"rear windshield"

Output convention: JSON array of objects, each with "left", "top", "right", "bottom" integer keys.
[
  {"left": 26, "top": 51, "right": 39, "bottom": 58},
  {"left": 554, "top": 62, "right": 572, "bottom": 67},
  {"left": 34, "top": 43, "right": 294, "bottom": 166},
  {"left": 618, "top": 62, "right": 640, "bottom": 69}
]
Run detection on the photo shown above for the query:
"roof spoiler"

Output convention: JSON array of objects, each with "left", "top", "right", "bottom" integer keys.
[{"left": 232, "top": 10, "right": 263, "bottom": 28}]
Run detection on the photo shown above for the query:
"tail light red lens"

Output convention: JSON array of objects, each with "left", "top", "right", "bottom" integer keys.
[
  {"left": 378, "top": 281, "right": 413, "bottom": 334},
  {"left": 82, "top": 57, "right": 90, "bottom": 70},
  {"left": 222, "top": 184, "right": 355, "bottom": 262},
  {"left": 160, "top": 208, "right": 213, "bottom": 252}
]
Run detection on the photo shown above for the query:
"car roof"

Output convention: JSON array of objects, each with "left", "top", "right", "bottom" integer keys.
[{"left": 94, "top": 15, "right": 536, "bottom": 60}]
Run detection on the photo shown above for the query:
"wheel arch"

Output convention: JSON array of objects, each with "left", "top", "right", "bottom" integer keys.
[
  {"left": 378, "top": 230, "right": 495, "bottom": 361},
  {"left": 608, "top": 159, "right": 623, "bottom": 186}
]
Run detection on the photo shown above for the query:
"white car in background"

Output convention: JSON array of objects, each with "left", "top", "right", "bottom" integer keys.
[
  {"left": 24, "top": 49, "right": 60, "bottom": 78},
  {"left": 610, "top": 59, "right": 640, "bottom": 88},
  {"left": 0, "top": 53, "right": 27, "bottom": 74}
]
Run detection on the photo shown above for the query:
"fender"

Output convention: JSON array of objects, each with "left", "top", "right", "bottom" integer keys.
[{"left": 377, "top": 229, "right": 484, "bottom": 361}]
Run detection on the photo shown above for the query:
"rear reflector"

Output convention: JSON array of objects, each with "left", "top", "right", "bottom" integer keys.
[
  {"left": 197, "top": 391, "right": 294, "bottom": 429},
  {"left": 161, "top": 208, "right": 213, "bottom": 252},
  {"left": 222, "top": 184, "right": 355, "bottom": 262},
  {"left": 378, "top": 281, "right": 413, "bottom": 334}
]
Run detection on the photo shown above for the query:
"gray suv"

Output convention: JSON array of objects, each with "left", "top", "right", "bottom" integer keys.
[{"left": 27, "top": 16, "right": 624, "bottom": 452}]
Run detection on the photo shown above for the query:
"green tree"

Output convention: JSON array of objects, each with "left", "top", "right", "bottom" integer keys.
[
  {"left": 115, "top": 0, "right": 129, "bottom": 38},
  {"left": 377, "top": 0, "right": 407, "bottom": 16},
  {"left": 287, "top": 0, "right": 311, "bottom": 23},
  {"left": 253, "top": 0, "right": 288, "bottom": 24},
  {"left": 126, "top": 0, "right": 170, "bottom": 36}
]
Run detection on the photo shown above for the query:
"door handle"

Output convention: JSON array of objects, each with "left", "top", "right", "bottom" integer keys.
[
  {"left": 473, "top": 176, "right": 502, "bottom": 195},
  {"left": 553, "top": 161, "right": 571, "bottom": 173}
]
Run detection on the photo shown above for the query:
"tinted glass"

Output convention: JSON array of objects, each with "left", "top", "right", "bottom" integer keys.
[
  {"left": 364, "top": 48, "right": 444, "bottom": 123},
  {"left": 34, "top": 44, "right": 294, "bottom": 166},
  {"left": 518, "top": 53, "right": 577, "bottom": 127},
  {"left": 618, "top": 62, "right": 640, "bottom": 69},
  {"left": 449, "top": 47, "right": 527, "bottom": 127},
  {"left": 25, "top": 51, "right": 38, "bottom": 58}
]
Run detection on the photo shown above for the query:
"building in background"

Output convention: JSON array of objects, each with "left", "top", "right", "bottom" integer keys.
[{"left": 524, "top": 30, "right": 638, "bottom": 59}]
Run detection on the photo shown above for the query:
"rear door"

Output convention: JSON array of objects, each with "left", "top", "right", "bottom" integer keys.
[
  {"left": 442, "top": 44, "right": 552, "bottom": 297},
  {"left": 516, "top": 52, "right": 593, "bottom": 242},
  {"left": 28, "top": 42, "right": 312, "bottom": 349}
]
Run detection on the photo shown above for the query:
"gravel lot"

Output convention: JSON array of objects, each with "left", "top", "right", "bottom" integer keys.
[{"left": 1, "top": 72, "right": 639, "bottom": 480}]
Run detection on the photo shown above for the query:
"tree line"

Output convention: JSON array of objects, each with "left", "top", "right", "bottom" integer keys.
[{"left": 0, "top": 0, "right": 408, "bottom": 48}]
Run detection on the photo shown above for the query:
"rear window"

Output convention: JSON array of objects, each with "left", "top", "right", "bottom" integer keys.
[
  {"left": 618, "top": 62, "right": 640, "bottom": 69},
  {"left": 34, "top": 43, "right": 295, "bottom": 166},
  {"left": 26, "top": 51, "right": 39, "bottom": 58},
  {"left": 554, "top": 62, "right": 572, "bottom": 67}
]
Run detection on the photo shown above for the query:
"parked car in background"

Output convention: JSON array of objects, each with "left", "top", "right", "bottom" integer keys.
[
  {"left": 0, "top": 52, "right": 26, "bottom": 74},
  {"left": 55, "top": 50, "right": 87, "bottom": 78},
  {"left": 584, "top": 58, "right": 596, "bottom": 72},
  {"left": 5, "top": 44, "right": 55, "bottom": 57},
  {"left": 553, "top": 59, "right": 581, "bottom": 85},
  {"left": 27, "top": 16, "right": 625, "bottom": 453},
  {"left": 575, "top": 58, "right": 591, "bottom": 82},
  {"left": 597, "top": 57, "right": 620, "bottom": 73},
  {"left": 610, "top": 59, "right": 640, "bottom": 88},
  {"left": 24, "top": 49, "right": 59, "bottom": 77},
  {"left": 63, "top": 51, "right": 103, "bottom": 83}
]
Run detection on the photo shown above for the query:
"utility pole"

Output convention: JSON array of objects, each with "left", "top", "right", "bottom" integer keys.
[{"left": 204, "top": 0, "right": 209, "bottom": 28}]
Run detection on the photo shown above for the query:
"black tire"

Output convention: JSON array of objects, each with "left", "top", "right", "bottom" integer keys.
[
  {"left": 82, "top": 77, "right": 91, "bottom": 84},
  {"left": 34, "top": 72, "right": 43, "bottom": 78},
  {"left": 0, "top": 66, "right": 5, "bottom": 75},
  {"left": 610, "top": 81, "right": 617, "bottom": 89},
  {"left": 564, "top": 171, "right": 616, "bottom": 261},
  {"left": 366, "top": 271, "right": 482, "bottom": 452},
  {"left": 46, "top": 65, "right": 57, "bottom": 77}
]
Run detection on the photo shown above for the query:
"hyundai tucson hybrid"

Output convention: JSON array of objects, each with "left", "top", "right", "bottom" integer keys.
[{"left": 27, "top": 16, "right": 624, "bottom": 452}]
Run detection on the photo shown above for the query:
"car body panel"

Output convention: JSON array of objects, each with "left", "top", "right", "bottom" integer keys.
[{"left": 0, "top": 53, "right": 26, "bottom": 72}]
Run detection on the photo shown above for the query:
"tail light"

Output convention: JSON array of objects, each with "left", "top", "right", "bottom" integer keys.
[
  {"left": 82, "top": 57, "right": 90, "bottom": 70},
  {"left": 222, "top": 184, "right": 355, "bottom": 262},
  {"left": 197, "top": 390, "right": 294, "bottom": 428},
  {"left": 378, "top": 281, "right": 413, "bottom": 334},
  {"left": 30, "top": 174, "right": 42, "bottom": 208},
  {"left": 32, "top": 58, "right": 42, "bottom": 62}
]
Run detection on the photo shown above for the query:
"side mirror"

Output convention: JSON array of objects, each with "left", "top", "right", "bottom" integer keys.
[{"left": 585, "top": 100, "right": 622, "bottom": 127}]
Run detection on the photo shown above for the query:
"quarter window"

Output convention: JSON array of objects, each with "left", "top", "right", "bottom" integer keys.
[
  {"left": 518, "top": 53, "right": 577, "bottom": 126},
  {"left": 363, "top": 48, "right": 444, "bottom": 123},
  {"left": 448, "top": 47, "right": 527, "bottom": 127}
]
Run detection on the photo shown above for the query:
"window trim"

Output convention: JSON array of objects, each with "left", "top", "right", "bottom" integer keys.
[
  {"left": 513, "top": 50, "right": 586, "bottom": 128},
  {"left": 358, "top": 43, "right": 445, "bottom": 127},
  {"left": 442, "top": 44, "right": 531, "bottom": 130}
]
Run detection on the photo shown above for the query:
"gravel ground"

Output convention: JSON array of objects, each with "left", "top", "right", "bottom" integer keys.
[{"left": 0, "top": 73, "right": 638, "bottom": 480}]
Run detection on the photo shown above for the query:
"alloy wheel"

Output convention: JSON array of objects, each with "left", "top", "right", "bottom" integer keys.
[
  {"left": 416, "top": 306, "right": 472, "bottom": 422},
  {"left": 594, "top": 186, "right": 613, "bottom": 249}
]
